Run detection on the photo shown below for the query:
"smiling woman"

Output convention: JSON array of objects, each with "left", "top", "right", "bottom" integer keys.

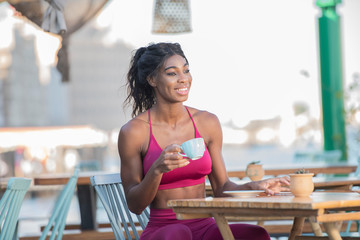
[
  {"left": 125, "top": 42, "right": 190, "bottom": 117},
  {"left": 118, "top": 42, "right": 290, "bottom": 240},
  {"left": 147, "top": 54, "right": 191, "bottom": 102}
]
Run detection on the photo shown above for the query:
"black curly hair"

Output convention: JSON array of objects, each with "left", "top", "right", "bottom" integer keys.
[{"left": 125, "top": 42, "right": 188, "bottom": 117}]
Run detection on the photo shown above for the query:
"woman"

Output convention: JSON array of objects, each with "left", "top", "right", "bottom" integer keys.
[{"left": 118, "top": 42, "right": 290, "bottom": 240}]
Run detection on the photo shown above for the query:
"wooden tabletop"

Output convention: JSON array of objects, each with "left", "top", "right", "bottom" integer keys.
[
  {"left": 0, "top": 178, "right": 8, "bottom": 190},
  {"left": 168, "top": 192, "right": 360, "bottom": 211},
  {"left": 313, "top": 176, "right": 360, "bottom": 190},
  {"left": 227, "top": 163, "right": 357, "bottom": 179},
  {"left": 168, "top": 192, "right": 360, "bottom": 240},
  {"left": 206, "top": 176, "right": 360, "bottom": 196},
  {"left": 33, "top": 171, "right": 118, "bottom": 186}
]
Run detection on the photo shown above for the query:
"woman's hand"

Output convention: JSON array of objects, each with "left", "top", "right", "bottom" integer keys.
[
  {"left": 252, "top": 176, "right": 291, "bottom": 195},
  {"left": 154, "top": 144, "right": 190, "bottom": 174}
]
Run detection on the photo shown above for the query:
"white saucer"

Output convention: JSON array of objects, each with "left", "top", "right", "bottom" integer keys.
[{"left": 224, "top": 190, "right": 264, "bottom": 198}]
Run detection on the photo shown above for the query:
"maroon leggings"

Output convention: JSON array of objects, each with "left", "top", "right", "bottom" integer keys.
[{"left": 139, "top": 208, "right": 270, "bottom": 240}]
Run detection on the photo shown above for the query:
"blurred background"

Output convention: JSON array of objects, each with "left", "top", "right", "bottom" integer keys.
[
  {"left": 1, "top": 0, "right": 360, "bottom": 238},
  {"left": 0, "top": 0, "right": 360, "bottom": 177}
]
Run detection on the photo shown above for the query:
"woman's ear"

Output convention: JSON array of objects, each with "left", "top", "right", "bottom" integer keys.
[{"left": 147, "top": 76, "right": 157, "bottom": 87}]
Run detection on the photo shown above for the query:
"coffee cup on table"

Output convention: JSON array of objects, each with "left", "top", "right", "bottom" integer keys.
[{"left": 179, "top": 138, "right": 205, "bottom": 160}]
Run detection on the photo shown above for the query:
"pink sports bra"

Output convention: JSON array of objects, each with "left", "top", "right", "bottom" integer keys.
[{"left": 143, "top": 107, "right": 212, "bottom": 190}]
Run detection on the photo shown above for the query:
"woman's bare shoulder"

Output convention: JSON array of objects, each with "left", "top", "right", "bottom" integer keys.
[
  {"left": 187, "top": 106, "right": 220, "bottom": 124},
  {"left": 119, "top": 112, "right": 149, "bottom": 139},
  {"left": 186, "top": 106, "right": 222, "bottom": 144}
]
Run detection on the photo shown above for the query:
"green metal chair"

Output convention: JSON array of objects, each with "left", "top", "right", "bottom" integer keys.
[
  {"left": 90, "top": 173, "right": 149, "bottom": 240},
  {"left": 0, "top": 177, "right": 32, "bottom": 240},
  {"left": 39, "top": 168, "right": 79, "bottom": 240}
]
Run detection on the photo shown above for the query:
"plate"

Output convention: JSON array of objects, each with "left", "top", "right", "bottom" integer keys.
[{"left": 224, "top": 190, "right": 265, "bottom": 198}]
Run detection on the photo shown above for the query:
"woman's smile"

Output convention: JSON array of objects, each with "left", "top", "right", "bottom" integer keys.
[{"left": 175, "top": 87, "right": 189, "bottom": 95}]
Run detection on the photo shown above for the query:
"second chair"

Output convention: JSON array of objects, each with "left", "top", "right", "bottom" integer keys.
[
  {"left": 90, "top": 173, "right": 149, "bottom": 240},
  {"left": 39, "top": 168, "right": 79, "bottom": 240}
]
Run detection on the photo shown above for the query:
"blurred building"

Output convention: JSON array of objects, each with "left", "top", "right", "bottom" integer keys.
[
  {"left": 0, "top": 27, "right": 68, "bottom": 127},
  {"left": 68, "top": 23, "right": 133, "bottom": 131}
]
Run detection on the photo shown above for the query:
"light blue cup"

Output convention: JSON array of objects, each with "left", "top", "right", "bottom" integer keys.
[{"left": 179, "top": 138, "right": 205, "bottom": 160}]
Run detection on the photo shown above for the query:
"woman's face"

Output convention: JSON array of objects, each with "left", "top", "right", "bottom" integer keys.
[{"left": 149, "top": 54, "right": 192, "bottom": 104}]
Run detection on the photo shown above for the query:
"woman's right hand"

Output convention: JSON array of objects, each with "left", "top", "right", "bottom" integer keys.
[{"left": 154, "top": 144, "right": 190, "bottom": 174}]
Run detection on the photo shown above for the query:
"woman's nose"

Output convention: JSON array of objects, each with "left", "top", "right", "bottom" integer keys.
[{"left": 177, "top": 73, "right": 190, "bottom": 83}]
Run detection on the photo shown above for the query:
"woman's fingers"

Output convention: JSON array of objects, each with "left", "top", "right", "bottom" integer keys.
[
  {"left": 162, "top": 152, "right": 189, "bottom": 170},
  {"left": 157, "top": 143, "right": 193, "bottom": 173},
  {"left": 279, "top": 176, "right": 291, "bottom": 185},
  {"left": 280, "top": 186, "right": 291, "bottom": 192},
  {"left": 265, "top": 189, "right": 275, "bottom": 195},
  {"left": 260, "top": 177, "right": 291, "bottom": 194},
  {"left": 165, "top": 144, "right": 182, "bottom": 154}
]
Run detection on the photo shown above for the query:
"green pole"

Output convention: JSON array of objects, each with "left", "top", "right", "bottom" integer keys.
[{"left": 316, "top": 0, "right": 347, "bottom": 161}]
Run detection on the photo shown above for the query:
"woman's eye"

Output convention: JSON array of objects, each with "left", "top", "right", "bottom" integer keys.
[
  {"left": 185, "top": 69, "right": 190, "bottom": 73},
  {"left": 167, "top": 72, "right": 176, "bottom": 76}
]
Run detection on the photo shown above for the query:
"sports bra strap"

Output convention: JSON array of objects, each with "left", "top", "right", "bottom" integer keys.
[{"left": 184, "top": 106, "right": 200, "bottom": 137}]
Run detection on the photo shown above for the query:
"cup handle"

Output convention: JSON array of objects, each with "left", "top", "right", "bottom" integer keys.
[
  {"left": 178, "top": 152, "right": 187, "bottom": 157},
  {"left": 178, "top": 147, "right": 187, "bottom": 158}
]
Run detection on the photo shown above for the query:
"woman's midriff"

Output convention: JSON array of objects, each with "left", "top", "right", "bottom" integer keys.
[{"left": 150, "top": 182, "right": 205, "bottom": 209}]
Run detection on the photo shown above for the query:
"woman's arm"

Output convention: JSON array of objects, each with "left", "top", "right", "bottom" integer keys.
[
  {"left": 197, "top": 111, "right": 289, "bottom": 196},
  {"left": 118, "top": 119, "right": 161, "bottom": 214},
  {"left": 118, "top": 118, "right": 190, "bottom": 214},
  {"left": 198, "top": 111, "right": 252, "bottom": 196}
]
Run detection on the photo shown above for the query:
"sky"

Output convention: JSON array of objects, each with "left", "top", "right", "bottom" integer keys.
[{"left": 93, "top": 0, "right": 360, "bottom": 131}]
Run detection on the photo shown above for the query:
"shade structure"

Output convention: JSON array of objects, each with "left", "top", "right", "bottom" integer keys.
[
  {"left": 41, "top": 0, "right": 67, "bottom": 35},
  {"left": 152, "top": 0, "right": 192, "bottom": 34},
  {"left": 8, "top": 0, "right": 108, "bottom": 82}
]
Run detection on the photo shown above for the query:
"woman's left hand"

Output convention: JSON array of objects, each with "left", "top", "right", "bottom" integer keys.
[{"left": 253, "top": 176, "right": 291, "bottom": 195}]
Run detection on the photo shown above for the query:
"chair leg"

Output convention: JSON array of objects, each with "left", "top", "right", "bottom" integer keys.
[{"left": 346, "top": 220, "right": 353, "bottom": 233}]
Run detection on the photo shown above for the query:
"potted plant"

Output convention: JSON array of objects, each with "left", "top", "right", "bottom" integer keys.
[
  {"left": 289, "top": 168, "right": 314, "bottom": 197},
  {"left": 245, "top": 161, "right": 265, "bottom": 181}
]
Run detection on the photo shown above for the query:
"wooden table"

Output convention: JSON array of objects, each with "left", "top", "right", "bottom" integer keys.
[
  {"left": 168, "top": 192, "right": 360, "bottom": 240},
  {"left": 0, "top": 178, "right": 8, "bottom": 189},
  {"left": 0, "top": 178, "right": 9, "bottom": 198},
  {"left": 34, "top": 171, "right": 116, "bottom": 230},
  {"left": 206, "top": 176, "right": 360, "bottom": 197},
  {"left": 313, "top": 176, "right": 360, "bottom": 191},
  {"left": 227, "top": 163, "right": 358, "bottom": 180}
]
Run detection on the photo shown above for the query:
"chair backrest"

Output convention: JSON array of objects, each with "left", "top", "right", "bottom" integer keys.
[
  {"left": 40, "top": 168, "right": 79, "bottom": 240},
  {"left": 90, "top": 173, "right": 149, "bottom": 240},
  {"left": 0, "top": 177, "right": 32, "bottom": 240}
]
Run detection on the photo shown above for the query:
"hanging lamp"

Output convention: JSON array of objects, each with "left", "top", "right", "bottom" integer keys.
[{"left": 152, "top": 0, "right": 192, "bottom": 34}]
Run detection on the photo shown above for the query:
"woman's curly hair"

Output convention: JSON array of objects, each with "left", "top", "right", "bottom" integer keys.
[{"left": 125, "top": 42, "right": 188, "bottom": 117}]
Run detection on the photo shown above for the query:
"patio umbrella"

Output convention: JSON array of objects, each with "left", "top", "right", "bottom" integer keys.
[{"left": 8, "top": 0, "right": 108, "bottom": 82}]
